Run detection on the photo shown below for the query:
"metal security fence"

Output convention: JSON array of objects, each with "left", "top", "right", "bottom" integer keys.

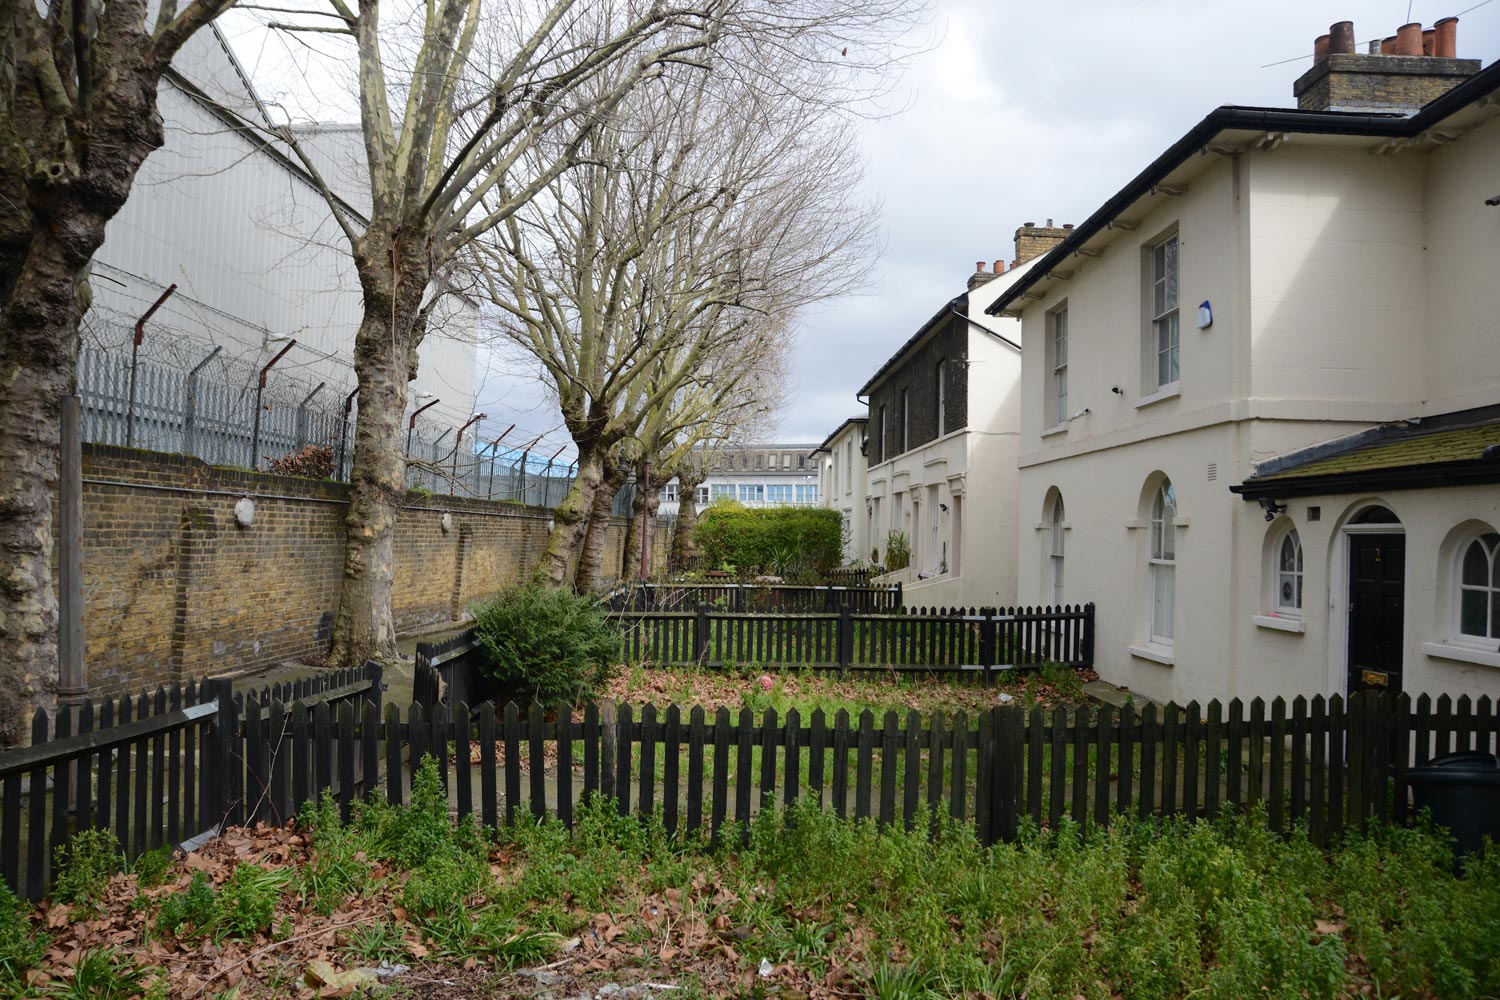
[{"left": 76, "top": 345, "right": 596, "bottom": 509}]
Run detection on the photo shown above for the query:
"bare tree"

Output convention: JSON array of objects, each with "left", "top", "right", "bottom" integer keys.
[
  {"left": 619, "top": 314, "right": 787, "bottom": 582},
  {"left": 255, "top": 0, "right": 920, "bottom": 667},
  {"left": 0, "top": 0, "right": 241, "bottom": 743},
  {"left": 484, "top": 62, "right": 879, "bottom": 590}
]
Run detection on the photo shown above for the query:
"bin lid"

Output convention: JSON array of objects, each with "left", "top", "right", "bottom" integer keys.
[{"left": 1411, "top": 751, "right": 1500, "bottom": 773}]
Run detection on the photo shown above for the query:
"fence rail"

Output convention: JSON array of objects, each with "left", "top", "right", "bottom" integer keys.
[
  {"left": 0, "top": 664, "right": 381, "bottom": 901},
  {"left": 5, "top": 686, "right": 1497, "bottom": 901},
  {"left": 606, "top": 582, "right": 904, "bottom": 614},
  {"left": 616, "top": 603, "right": 1096, "bottom": 672}
]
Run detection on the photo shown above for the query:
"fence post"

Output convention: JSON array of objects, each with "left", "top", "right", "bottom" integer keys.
[
  {"left": 894, "top": 581, "right": 903, "bottom": 609},
  {"left": 735, "top": 585, "right": 746, "bottom": 613},
  {"left": 694, "top": 608, "right": 710, "bottom": 664},
  {"left": 979, "top": 608, "right": 997, "bottom": 683},
  {"left": 838, "top": 607, "right": 854, "bottom": 668},
  {"left": 1082, "top": 603, "right": 1096, "bottom": 668},
  {"left": 199, "top": 678, "right": 237, "bottom": 831},
  {"left": 363, "top": 660, "right": 384, "bottom": 715}
]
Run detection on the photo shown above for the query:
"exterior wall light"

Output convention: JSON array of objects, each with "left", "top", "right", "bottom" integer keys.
[
  {"left": 1258, "top": 497, "right": 1287, "bottom": 522},
  {"left": 233, "top": 496, "right": 256, "bottom": 528},
  {"left": 440, "top": 512, "right": 454, "bottom": 534}
]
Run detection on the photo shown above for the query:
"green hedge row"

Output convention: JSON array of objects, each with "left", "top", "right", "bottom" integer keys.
[{"left": 693, "top": 502, "right": 843, "bottom": 577}]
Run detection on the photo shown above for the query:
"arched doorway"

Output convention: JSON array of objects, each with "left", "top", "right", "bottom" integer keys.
[{"left": 1345, "top": 505, "right": 1404, "bottom": 694}]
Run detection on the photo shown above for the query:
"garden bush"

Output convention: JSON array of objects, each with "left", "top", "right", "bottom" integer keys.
[
  {"left": 470, "top": 584, "right": 617, "bottom": 707},
  {"left": 693, "top": 503, "right": 843, "bottom": 577}
]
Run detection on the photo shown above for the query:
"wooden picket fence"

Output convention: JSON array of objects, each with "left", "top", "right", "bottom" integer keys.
[
  {"left": 605, "top": 582, "right": 904, "bottom": 614},
  {"left": 5, "top": 684, "right": 1495, "bottom": 902},
  {"left": 614, "top": 604, "right": 1096, "bottom": 672},
  {"left": 0, "top": 665, "right": 380, "bottom": 901}
]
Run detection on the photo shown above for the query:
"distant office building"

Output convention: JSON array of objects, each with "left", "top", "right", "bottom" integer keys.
[{"left": 656, "top": 443, "right": 822, "bottom": 516}]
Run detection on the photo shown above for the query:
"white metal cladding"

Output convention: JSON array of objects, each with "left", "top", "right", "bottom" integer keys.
[{"left": 88, "top": 27, "right": 476, "bottom": 432}]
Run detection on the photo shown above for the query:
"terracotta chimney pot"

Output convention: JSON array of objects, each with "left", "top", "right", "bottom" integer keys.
[
  {"left": 1314, "top": 33, "right": 1330, "bottom": 60},
  {"left": 975, "top": 261, "right": 985, "bottom": 274},
  {"left": 1394, "top": 22, "right": 1423, "bottom": 55},
  {"left": 1328, "top": 21, "right": 1356, "bottom": 54},
  {"left": 1422, "top": 28, "right": 1436, "bottom": 55},
  {"left": 1434, "top": 16, "right": 1458, "bottom": 57},
  {"left": 992, "top": 260, "right": 1005, "bottom": 274},
  {"left": 1062, "top": 223, "right": 1074, "bottom": 231},
  {"left": 1380, "top": 35, "right": 1396, "bottom": 54}
]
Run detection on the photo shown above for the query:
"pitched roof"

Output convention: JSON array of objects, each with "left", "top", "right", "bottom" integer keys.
[
  {"left": 810, "top": 416, "right": 869, "bottom": 456},
  {"left": 1231, "top": 407, "right": 1500, "bottom": 500},
  {"left": 986, "top": 60, "right": 1500, "bottom": 318}
]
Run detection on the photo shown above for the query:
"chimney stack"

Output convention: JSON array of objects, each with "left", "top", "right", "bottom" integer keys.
[
  {"left": 1014, "top": 221, "right": 1069, "bottom": 265},
  {"left": 968, "top": 258, "right": 1004, "bottom": 290},
  {"left": 1295, "top": 16, "right": 1478, "bottom": 113}
]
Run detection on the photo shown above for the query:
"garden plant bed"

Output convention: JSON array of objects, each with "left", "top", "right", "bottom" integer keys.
[
  {"left": 8, "top": 763, "right": 1499, "bottom": 1000},
  {"left": 604, "top": 662, "right": 1101, "bottom": 720}
]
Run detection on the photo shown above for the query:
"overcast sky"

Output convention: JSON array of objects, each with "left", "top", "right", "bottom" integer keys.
[{"left": 223, "top": 0, "right": 1500, "bottom": 455}]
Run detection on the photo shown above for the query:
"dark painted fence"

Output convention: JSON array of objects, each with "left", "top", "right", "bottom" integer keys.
[
  {"left": 389, "top": 691, "right": 1493, "bottom": 850},
  {"left": 606, "top": 582, "right": 904, "bottom": 614},
  {"left": 0, "top": 664, "right": 380, "bottom": 901},
  {"left": 616, "top": 604, "right": 1096, "bottom": 672},
  {"left": 10, "top": 684, "right": 1496, "bottom": 902}
]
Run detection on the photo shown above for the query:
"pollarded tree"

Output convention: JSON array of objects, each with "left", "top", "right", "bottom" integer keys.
[
  {"left": 265, "top": 0, "right": 920, "bottom": 667},
  {"left": 484, "top": 64, "right": 879, "bottom": 589},
  {"left": 0, "top": 0, "right": 241, "bottom": 744},
  {"left": 618, "top": 314, "right": 788, "bottom": 582}
]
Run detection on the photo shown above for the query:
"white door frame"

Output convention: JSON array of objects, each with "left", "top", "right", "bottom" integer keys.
[{"left": 1326, "top": 517, "right": 1406, "bottom": 698}]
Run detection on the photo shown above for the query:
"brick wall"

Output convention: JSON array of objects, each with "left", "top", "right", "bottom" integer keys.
[
  {"left": 866, "top": 313, "right": 968, "bottom": 466},
  {"left": 1292, "top": 54, "right": 1479, "bottom": 112},
  {"left": 71, "top": 445, "right": 658, "bottom": 695}
]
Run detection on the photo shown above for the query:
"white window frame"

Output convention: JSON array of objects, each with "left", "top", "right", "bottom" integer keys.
[
  {"left": 1147, "top": 480, "right": 1177, "bottom": 644},
  {"left": 1456, "top": 530, "right": 1500, "bottom": 643},
  {"left": 844, "top": 440, "right": 852, "bottom": 494},
  {"left": 936, "top": 360, "right": 947, "bottom": 437},
  {"left": 1149, "top": 233, "right": 1180, "bottom": 392},
  {"left": 1050, "top": 307, "right": 1069, "bottom": 428},
  {"left": 661, "top": 483, "right": 679, "bottom": 503},
  {"left": 766, "top": 483, "right": 793, "bottom": 504},
  {"left": 878, "top": 406, "right": 887, "bottom": 461},
  {"left": 1049, "top": 495, "right": 1066, "bottom": 607},
  {"left": 711, "top": 483, "right": 735, "bottom": 501},
  {"left": 1274, "top": 526, "right": 1304, "bottom": 618},
  {"left": 695, "top": 485, "right": 710, "bottom": 505}
]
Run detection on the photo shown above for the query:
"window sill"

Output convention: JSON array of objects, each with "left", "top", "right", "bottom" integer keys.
[
  {"left": 1134, "top": 383, "right": 1181, "bottom": 409},
  {"left": 1127, "top": 642, "right": 1175, "bottom": 665},
  {"left": 1252, "top": 614, "right": 1305, "bottom": 634},
  {"left": 1421, "top": 641, "right": 1500, "bottom": 670},
  {"left": 1040, "top": 424, "right": 1068, "bottom": 439}
]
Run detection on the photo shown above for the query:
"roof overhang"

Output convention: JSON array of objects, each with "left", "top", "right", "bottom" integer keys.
[
  {"left": 1230, "top": 461, "right": 1500, "bottom": 500},
  {"left": 858, "top": 295, "right": 965, "bottom": 397},
  {"left": 986, "top": 60, "right": 1500, "bottom": 319}
]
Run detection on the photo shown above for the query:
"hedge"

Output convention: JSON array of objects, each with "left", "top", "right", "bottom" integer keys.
[{"left": 692, "top": 502, "right": 844, "bottom": 577}]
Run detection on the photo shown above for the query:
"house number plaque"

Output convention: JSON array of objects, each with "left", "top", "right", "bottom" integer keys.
[{"left": 1361, "top": 669, "right": 1389, "bottom": 687}]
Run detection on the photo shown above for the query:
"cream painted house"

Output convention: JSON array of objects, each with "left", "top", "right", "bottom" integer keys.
[
  {"left": 988, "top": 26, "right": 1500, "bottom": 706},
  {"left": 811, "top": 417, "right": 869, "bottom": 565},
  {"left": 856, "top": 252, "right": 1042, "bottom": 609}
]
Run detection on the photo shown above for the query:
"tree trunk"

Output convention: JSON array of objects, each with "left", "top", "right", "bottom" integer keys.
[
  {"left": 328, "top": 234, "right": 431, "bottom": 668},
  {"left": 621, "top": 462, "right": 661, "bottom": 582},
  {"left": 542, "top": 448, "right": 604, "bottom": 588},
  {"left": 0, "top": 30, "right": 177, "bottom": 744},
  {"left": 670, "top": 469, "right": 707, "bottom": 573},
  {"left": 575, "top": 462, "right": 627, "bottom": 592},
  {"left": 0, "top": 227, "right": 103, "bottom": 746}
]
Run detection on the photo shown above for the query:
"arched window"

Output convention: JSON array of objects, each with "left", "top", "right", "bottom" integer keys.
[
  {"left": 1459, "top": 532, "right": 1500, "bottom": 640},
  {"left": 1276, "top": 528, "right": 1303, "bottom": 615},
  {"left": 1148, "top": 480, "right": 1176, "bottom": 643},
  {"left": 1049, "top": 495, "right": 1065, "bottom": 607}
]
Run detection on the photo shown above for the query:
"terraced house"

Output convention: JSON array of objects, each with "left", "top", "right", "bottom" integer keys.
[{"left": 987, "top": 17, "right": 1500, "bottom": 706}]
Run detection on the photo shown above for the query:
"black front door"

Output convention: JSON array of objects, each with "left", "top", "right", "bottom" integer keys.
[{"left": 1347, "top": 533, "right": 1405, "bottom": 694}]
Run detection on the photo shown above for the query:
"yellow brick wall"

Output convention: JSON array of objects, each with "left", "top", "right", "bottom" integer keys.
[{"left": 69, "top": 446, "right": 663, "bottom": 696}]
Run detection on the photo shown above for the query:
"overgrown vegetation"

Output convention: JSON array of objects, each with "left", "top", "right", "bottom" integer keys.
[
  {"left": 51, "top": 829, "right": 122, "bottom": 918},
  {"left": 266, "top": 444, "right": 336, "bottom": 479},
  {"left": 14, "top": 763, "right": 1500, "bottom": 999},
  {"left": 693, "top": 503, "right": 843, "bottom": 579},
  {"left": 471, "top": 583, "right": 618, "bottom": 707},
  {"left": 882, "top": 530, "right": 910, "bottom": 571}
]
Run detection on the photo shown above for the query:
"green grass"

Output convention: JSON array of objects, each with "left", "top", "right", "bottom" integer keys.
[{"left": 22, "top": 757, "right": 1500, "bottom": 1000}]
